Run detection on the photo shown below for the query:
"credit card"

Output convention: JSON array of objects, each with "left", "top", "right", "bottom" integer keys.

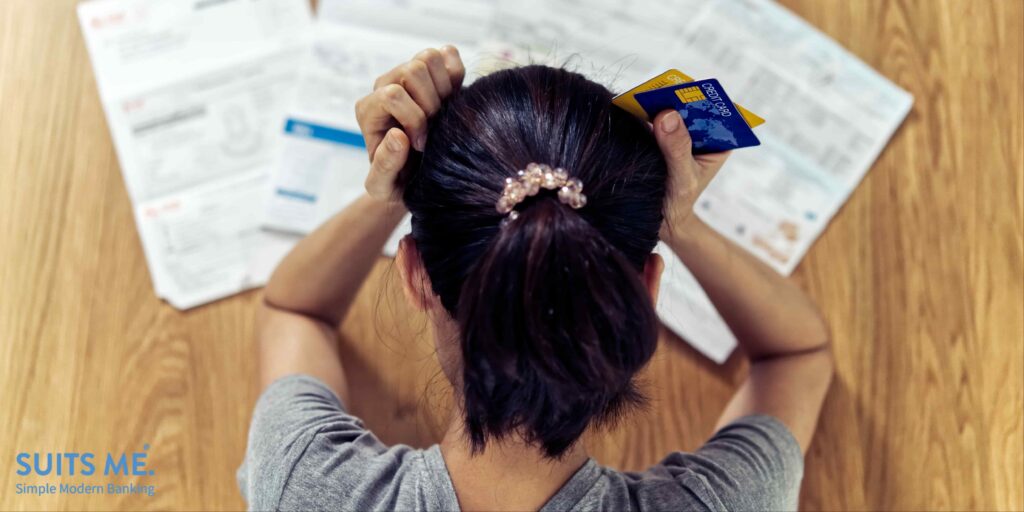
[
  {"left": 633, "top": 78, "right": 761, "bottom": 153},
  {"left": 613, "top": 69, "right": 765, "bottom": 128}
]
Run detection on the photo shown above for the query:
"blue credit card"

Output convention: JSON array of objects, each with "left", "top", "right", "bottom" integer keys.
[{"left": 633, "top": 78, "right": 760, "bottom": 153}]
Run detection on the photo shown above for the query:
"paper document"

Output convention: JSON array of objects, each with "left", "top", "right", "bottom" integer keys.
[
  {"left": 672, "top": 0, "right": 914, "bottom": 276},
  {"left": 78, "top": 0, "right": 312, "bottom": 309}
]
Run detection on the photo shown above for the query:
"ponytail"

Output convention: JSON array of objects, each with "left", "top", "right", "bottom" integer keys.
[{"left": 457, "top": 197, "right": 658, "bottom": 457}]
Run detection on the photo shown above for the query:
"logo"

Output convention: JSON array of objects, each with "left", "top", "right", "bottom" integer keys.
[{"left": 13, "top": 445, "right": 157, "bottom": 497}]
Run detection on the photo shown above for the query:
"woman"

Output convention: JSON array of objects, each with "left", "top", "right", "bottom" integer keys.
[{"left": 239, "top": 46, "right": 833, "bottom": 511}]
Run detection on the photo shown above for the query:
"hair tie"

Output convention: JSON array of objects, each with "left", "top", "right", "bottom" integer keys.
[{"left": 495, "top": 163, "right": 587, "bottom": 222}]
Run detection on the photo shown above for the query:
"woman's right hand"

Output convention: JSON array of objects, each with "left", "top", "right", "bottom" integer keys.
[
  {"left": 652, "top": 109, "right": 731, "bottom": 239},
  {"left": 355, "top": 46, "right": 465, "bottom": 203}
]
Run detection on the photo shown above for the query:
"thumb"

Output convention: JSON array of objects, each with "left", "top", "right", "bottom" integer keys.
[
  {"left": 365, "top": 127, "right": 409, "bottom": 201},
  {"left": 653, "top": 110, "right": 694, "bottom": 174}
]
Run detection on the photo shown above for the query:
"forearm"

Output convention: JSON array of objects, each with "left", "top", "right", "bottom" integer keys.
[
  {"left": 664, "top": 217, "right": 830, "bottom": 359},
  {"left": 264, "top": 194, "right": 407, "bottom": 325}
]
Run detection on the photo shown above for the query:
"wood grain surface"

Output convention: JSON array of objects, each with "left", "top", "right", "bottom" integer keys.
[{"left": 1, "top": 0, "right": 1021, "bottom": 510}]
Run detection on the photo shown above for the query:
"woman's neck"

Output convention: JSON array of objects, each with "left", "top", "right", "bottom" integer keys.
[{"left": 438, "top": 415, "right": 589, "bottom": 511}]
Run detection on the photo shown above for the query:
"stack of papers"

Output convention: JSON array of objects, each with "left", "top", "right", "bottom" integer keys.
[{"left": 80, "top": 0, "right": 911, "bottom": 362}]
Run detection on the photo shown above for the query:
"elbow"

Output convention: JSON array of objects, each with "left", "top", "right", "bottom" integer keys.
[
  {"left": 261, "top": 270, "right": 292, "bottom": 312},
  {"left": 254, "top": 299, "right": 282, "bottom": 347},
  {"left": 804, "top": 301, "right": 833, "bottom": 354},
  {"left": 754, "top": 307, "right": 834, "bottom": 378},
  {"left": 788, "top": 315, "right": 835, "bottom": 391},
  {"left": 261, "top": 285, "right": 297, "bottom": 319},
  {"left": 260, "top": 292, "right": 340, "bottom": 328},
  {"left": 261, "top": 270, "right": 342, "bottom": 326},
  {"left": 809, "top": 311, "right": 835, "bottom": 382},
  {"left": 817, "top": 336, "right": 835, "bottom": 383}
]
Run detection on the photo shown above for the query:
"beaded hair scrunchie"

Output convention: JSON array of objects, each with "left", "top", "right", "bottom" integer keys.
[{"left": 495, "top": 163, "right": 587, "bottom": 222}]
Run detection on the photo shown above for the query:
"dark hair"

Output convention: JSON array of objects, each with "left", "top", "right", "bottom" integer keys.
[{"left": 402, "top": 65, "right": 667, "bottom": 458}]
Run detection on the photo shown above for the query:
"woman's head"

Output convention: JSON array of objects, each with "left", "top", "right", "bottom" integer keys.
[{"left": 397, "top": 65, "right": 667, "bottom": 458}]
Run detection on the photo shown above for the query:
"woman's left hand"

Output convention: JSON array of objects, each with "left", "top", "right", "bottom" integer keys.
[{"left": 355, "top": 46, "right": 465, "bottom": 202}]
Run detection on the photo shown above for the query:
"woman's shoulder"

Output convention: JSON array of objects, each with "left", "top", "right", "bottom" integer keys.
[
  {"left": 238, "top": 374, "right": 451, "bottom": 511},
  {"left": 272, "top": 439, "right": 440, "bottom": 512},
  {"left": 575, "top": 416, "right": 804, "bottom": 511}
]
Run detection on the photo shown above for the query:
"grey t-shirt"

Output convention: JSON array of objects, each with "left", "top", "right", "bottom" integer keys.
[{"left": 239, "top": 375, "right": 803, "bottom": 511}]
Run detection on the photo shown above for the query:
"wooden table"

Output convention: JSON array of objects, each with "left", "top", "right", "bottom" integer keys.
[{"left": 1, "top": 1, "right": 1021, "bottom": 510}]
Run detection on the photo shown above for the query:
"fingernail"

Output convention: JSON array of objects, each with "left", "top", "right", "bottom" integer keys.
[
  {"left": 387, "top": 132, "right": 403, "bottom": 152},
  {"left": 415, "top": 135, "right": 426, "bottom": 152},
  {"left": 661, "top": 111, "right": 681, "bottom": 133}
]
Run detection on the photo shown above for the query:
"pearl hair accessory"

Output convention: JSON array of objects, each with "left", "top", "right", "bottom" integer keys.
[{"left": 495, "top": 163, "right": 587, "bottom": 222}]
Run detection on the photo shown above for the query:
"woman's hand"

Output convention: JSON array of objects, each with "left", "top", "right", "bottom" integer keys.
[
  {"left": 652, "top": 109, "right": 731, "bottom": 239},
  {"left": 355, "top": 46, "right": 465, "bottom": 203}
]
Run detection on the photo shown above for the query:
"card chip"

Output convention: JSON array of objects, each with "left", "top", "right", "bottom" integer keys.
[{"left": 675, "top": 86, "right": 706, "bottom": 103}]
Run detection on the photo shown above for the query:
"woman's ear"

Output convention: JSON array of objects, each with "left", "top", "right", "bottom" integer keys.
[
  {"left": 643, "top": 253, "right": 665, "bottom": 305},
  {"left": 396, "top": 235, "right": 434, "bottom": 312}
]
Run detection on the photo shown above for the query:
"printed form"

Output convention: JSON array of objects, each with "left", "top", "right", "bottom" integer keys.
[{"left": 78, "top": 0, "right": 313, "bottom": 309}]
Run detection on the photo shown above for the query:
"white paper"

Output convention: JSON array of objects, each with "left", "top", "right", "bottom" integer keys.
[
  {"left": 317, "top": 0, "right": 497, "bottom": 46},
  {"left": 480, "top": 0, "right": 687, "bottom": 90},
  {"left": 655, "top": 243, "right": 738, "bottom": 363},
  {"left": 135, "top": 171, "right": 296, "bottom": 309},
  {"left": 671, "top": 0, "right": 914, "bottom": 276},
  {"left": 78, "top": 0, "right": 312, "bottom": 308}
]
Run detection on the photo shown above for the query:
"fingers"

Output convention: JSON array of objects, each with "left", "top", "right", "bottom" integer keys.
[
  {"left": 399, "top": 59, "right": 442, "bottom": 116},
  {"left": 365, "top": 128, "right": 409, "bottom": 201},
  {"left": 654, "top": 109, "right": 730, "bottom": 185},
  {"left": 372, "top": 46, "right": 463, "bottom": 95},
  {"left": 360, "top": 46, "right": 465, "bottom": 159},
  {"left": 653, "top": 110, "right": 694, "bottom": 175},
  {"left": 440, "top": 45, "right": 466, "bottom": 90},
  {"left": 374, "top": 57, "right": 442, "bottom": 116},
  {"left": 357, "top": 84, "right": 428, "bottom": 156},
  {"left": 415, "top": 48, "right": 453, "bottom": 99}
]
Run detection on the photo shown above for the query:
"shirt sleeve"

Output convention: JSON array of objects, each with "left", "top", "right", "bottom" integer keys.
[
  {"left": 237, "top": 374, "right": 386, "bottom": 511},
  {"left": 647, "top": 415, "right": 805, "bottom": 511}
]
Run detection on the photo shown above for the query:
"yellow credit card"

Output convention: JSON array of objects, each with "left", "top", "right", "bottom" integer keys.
[{"left": 613, "top": 69, "right": 765, "bottom": 128}]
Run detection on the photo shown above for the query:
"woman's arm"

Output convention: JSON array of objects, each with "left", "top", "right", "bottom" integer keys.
[
  {"left": 256, "top": 47, "right": 465, "bottom": 401},
  {"left": 262, "top": 196, "right": 406, "bottom": 325},
  {"left": 664, "top": 216, "right": 833, "bottom": 452},
  {"left": 257, "top": 196, "right": 405, "bottom": 400},
  {"left": 652, "top": 110, "right": 834, "bottom": 453}
]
